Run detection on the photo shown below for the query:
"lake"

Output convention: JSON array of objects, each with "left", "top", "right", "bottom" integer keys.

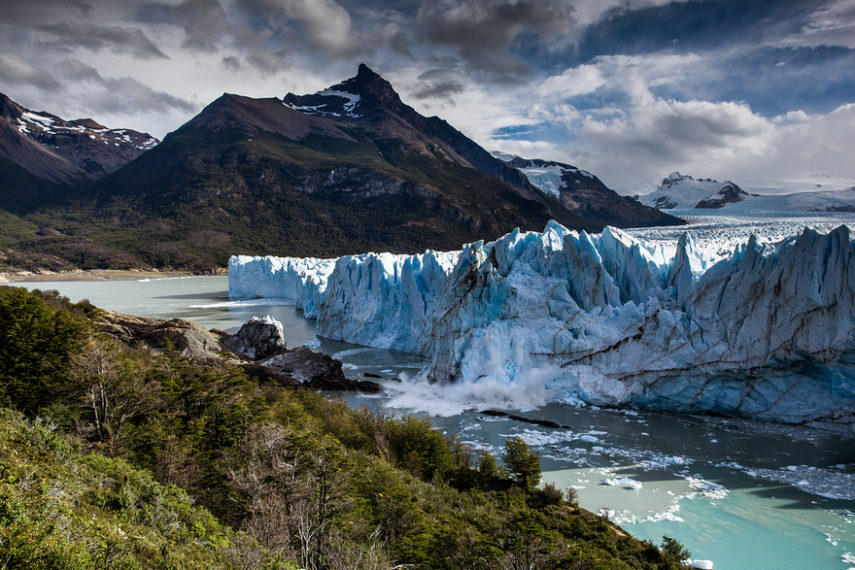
[{"left": 7, "top": 275, "right": 855, "bottom": 570}]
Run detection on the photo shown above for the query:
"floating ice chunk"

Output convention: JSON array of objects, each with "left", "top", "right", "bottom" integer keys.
[{"left": 602, "top": 477, "right": 643, "bottom": 490}]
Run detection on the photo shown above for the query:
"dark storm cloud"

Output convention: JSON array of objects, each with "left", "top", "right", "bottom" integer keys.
[
  {"left": 233, "top": 0, "right": 355, "bottom": 58},
  {"left": 416, "top": 0, "right": 575, "bottom": 80},
  {"left": 246, "top": 50, "right": 290, "bottom": 73},
  {"left": 654, "top": 45, "right": 855, "bottom": 118},
  {"left": 413, "top": 68, "right": 466, "bottom": 100},
  {"left": 37, "top": 22, "right": 168, "bottom": 59},
  {"left": 0, "top": 0, "right": 92, "bottom": 22},
  {"left": 568, "top": 0, "right": 826, "bottom": 65},
  {"left": 221, "top": 56, "right": 242, "bottom": 71},
  {"left": 0, "top": 52, "right": 61, "bottom": 89},
  {"left": 56, "top": 59, "right": 195, "bottom": 114},
  {"left": 137, "top": 0, "right": 229, "bottom": 52}
]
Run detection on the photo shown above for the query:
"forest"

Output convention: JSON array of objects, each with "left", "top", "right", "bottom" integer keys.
[{"left": 0, "top": 285, "right": 689, "bottom": 569}]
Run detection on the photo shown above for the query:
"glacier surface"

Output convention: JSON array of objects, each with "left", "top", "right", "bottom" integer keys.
[{"left": 229, "top": 222, "right": 855, "bottom": 434}]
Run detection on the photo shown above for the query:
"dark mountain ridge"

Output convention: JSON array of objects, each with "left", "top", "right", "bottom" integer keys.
[
  {"left": 4, "top": 66, "right": 677, "bottom": 271},
  {"left": 0, "top": 93, "right": 157, "bottom": 214},
  {"left": 502, "top": 156, "right": 682, "bottom": 227}
]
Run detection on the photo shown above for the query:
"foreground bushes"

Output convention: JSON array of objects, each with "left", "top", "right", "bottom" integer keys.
[{"left": 0, "top": 287, "right": 689, "bottom": 568}]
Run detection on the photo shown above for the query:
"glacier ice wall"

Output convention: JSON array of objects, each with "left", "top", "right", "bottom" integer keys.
[
  {"left": 228, "top": 255, "right": 335, "bottom": 317},
  {"left": 229, "top": 223, "right": 855, "bottom": 432}
]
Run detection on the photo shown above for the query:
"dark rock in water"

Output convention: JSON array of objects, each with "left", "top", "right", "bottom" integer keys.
[
  {"left": 363, "top": 372, "right": 382, "bottom": 379},
  {"left": 353, "top": 380, "right": 383, "bottom": 393},
  {"left": 223, "top": 315, "right": 286, "bottom": 360},
  {"left": 481, "top": 409, "right": 566, "bottom": 429},
  {"left": 260, "top": 346, "right": 381, "bottom": 393}
]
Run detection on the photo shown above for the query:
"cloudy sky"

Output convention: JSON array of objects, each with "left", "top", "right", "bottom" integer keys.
[{"left": 1, "top": 0, "right": 854, "bottom": 194}]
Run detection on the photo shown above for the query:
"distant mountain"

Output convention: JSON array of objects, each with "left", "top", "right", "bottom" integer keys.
[
  {"left": 495, "top": 155, "right": 681, "bottom": 228},
  {"left": 0, "top": 93, "right": 157, "bottom": 214},
  {"left": 636, "top": 172, "right": 855, "bottom": 213},
  {"left": 714, "top": 187, "right": 855, "bottom": 214},
  {"left": 636, "top": 172, "right": 752, "bottom": 210}
]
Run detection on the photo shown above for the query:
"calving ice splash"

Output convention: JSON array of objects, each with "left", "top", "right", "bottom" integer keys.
[{"left": 230, "top": 221, "right": 855, "bottom": 434}]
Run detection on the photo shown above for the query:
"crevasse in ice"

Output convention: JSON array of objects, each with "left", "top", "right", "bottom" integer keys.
[{"left": 229, "top": 222, "right": 855, "bottom": 433}]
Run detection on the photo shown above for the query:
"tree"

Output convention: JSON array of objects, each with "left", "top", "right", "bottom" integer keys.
[
  {"left": 0, "top": 287, "right": 89, "bottom": 414},
  {"left": 661, "top": 536, "right": 691, "bottom": 561},
  {"left": 503, "top": 437, "right": 541, "bottom": 491}
]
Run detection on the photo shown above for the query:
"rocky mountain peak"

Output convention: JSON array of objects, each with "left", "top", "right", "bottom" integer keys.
[
  {"left": 283, "top": 64, "right": 404, "bottom": 119},
  {"left": 341, "top": 63, "right": 401, "bottom": 106},
  {"left": 662, "top": 171, "right": 693, "bottom": 186}
]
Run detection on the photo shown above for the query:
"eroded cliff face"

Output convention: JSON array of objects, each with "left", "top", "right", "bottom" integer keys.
[{"left": 229, "top": 223, "right": 855, "bottom": 433}]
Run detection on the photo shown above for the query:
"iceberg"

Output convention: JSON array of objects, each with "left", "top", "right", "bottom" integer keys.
[{"left": 229, "top": 222, "right": 855, "bottom": 434}]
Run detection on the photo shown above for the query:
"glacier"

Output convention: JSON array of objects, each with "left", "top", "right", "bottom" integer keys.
[{"left": 229, "top": 222, "right": 855, "bottom": 434}]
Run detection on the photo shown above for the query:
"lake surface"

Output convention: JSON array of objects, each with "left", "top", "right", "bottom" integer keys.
[{"left": 7, "top": 275, "right": 855, "bottom": 570}]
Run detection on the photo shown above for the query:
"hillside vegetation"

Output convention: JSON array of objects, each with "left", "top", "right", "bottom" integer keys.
[{"left": 0, "top": 286, "right": 690, "bottom": 569}]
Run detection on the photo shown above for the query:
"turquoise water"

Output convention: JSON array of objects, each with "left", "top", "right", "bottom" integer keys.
[{"left": 7, "top": 276, "right": 855, "bottom": 569}]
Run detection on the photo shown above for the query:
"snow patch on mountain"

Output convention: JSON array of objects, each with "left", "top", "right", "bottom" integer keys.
[
  {"left": 283, "top": 89, "right": 363, "bottom": 118},
  {"left": 518, "top": 163, "right": 564, "bottom": 198},
  {"left": 14, "top": 109, "right": 158, "bottom": 153},
  {"left": 492, "top": 153, "right": 597, "bottom": 199}
]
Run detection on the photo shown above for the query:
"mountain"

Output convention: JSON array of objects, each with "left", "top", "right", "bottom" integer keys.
[
  {"left": 496, "top": 155, "right": 681, "bottom": 227},
  {"left": 13, "top": 65, "right": 613, "bottom": 270},
  {"left": 636, "top": 172, "right": 752, "bottom": 210},
  {"left": 738, "top": 187, "right": 855, "bottom": 213},
  {"left": 0, "top": 93, "right": 157, "bottom": 214},
  {"left": 637, "top": 171, "right": 855, "bottom": 213}
]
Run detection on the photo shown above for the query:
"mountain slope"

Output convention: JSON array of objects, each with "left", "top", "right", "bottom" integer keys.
[
  {"left": 0, "top": 93, "right": 157, "bottom": 214},
  {"left": 499, "top": 155, "right": 682, "bottom": 228},
  {"left": 19, "top": 65, "right": 604, "bottom": 269}
]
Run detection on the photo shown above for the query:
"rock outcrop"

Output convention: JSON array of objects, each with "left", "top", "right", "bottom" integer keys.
[
  {"left": 96, "top": 310, "right": 380, "bottom": 393},
  {"left": 96, "top": 309, "right": 234, "bottom": 366},
  {"left": 260, "top": 347, "right": 381, "bottom": 392},
  {"left": 222, "top": 315, "right": 286, "bottom": 360}
]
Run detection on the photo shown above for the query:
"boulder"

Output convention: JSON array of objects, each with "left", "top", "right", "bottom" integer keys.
[
  {"left": 222, "top": 314, "right": 286, "bottom": 360},
  {"left": 260, "top": 347, "right": 381, "bottom": 392}
]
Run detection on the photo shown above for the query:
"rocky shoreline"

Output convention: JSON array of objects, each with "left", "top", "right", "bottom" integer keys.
[
  {"left": 97, "top": 309, "right": 381, "bottom": 393},
  {"left": 0, "top": 267, "right": 226, "bottom": 283}
]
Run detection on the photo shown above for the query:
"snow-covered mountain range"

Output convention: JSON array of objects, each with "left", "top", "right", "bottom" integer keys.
[
  {"left": 637, "top": 172, "right": 855, "bottom": 213},
  {"left": 230, "top": 222, "right": 855, "bottom": 435},
  {"left": 0, "top": 92, "right": 157, "bottom": 187},
  {"left": 0, "top": 92, "right": 158, "bottom": 216}
]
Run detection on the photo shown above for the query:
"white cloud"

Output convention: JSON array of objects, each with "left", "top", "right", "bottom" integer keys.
[
  {"left": 568, "top": 0, "right": 694, "bottom": 28},
  {"left": 482, "top": 52, "right": 855, "bottom": 194},
  {"left": 537, "top": 64, "right": 605, "bottom": 98},
  {"left": 776, "top": 0, "right": 855, "bottom": 49},
  {"left": 562, "top": 98, "right": 855, "bottom": 194}
]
